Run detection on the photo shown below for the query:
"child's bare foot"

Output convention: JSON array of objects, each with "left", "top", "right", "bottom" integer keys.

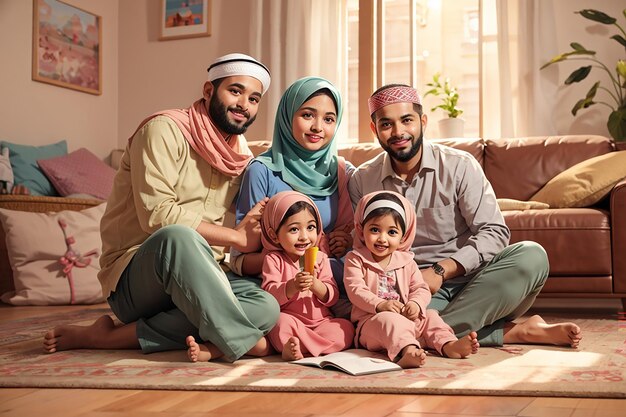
[
  {"left": 442, "top": 331, "right": 480, "bottom": 359},
  {"left": 247, "top": 336, "right": 274, "bottom": 357},
  {"left": 397, "top": 345, "right": 426, "bottom": 369},
  {"left": 282, "top": 337, "right": 304, "bottom": 361},
  {"left": 186, "top": 336, "right": 223, "bottom": 362},
  {"left": 504, "top": 315, "right": 582, "bottom": 348},
  {"left": 43, "top": 315, "right": 116, "bottom": 353}
]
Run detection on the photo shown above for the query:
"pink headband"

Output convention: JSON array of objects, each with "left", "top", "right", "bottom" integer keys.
[{"left": 368, "top": 86, "right": 422, "bottom": 115}]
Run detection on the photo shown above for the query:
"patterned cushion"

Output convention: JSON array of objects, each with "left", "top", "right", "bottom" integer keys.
[
  {"left": 38, "top": 148, "right": 116, "bottom": 200},
  {"left": 0, "top": 204, "right": 106, "bottom": 305}
]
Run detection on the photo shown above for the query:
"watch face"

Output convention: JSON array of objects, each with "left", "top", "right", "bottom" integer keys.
[{"left": 432, "top": 263, "right": 445, "bottom": 276}]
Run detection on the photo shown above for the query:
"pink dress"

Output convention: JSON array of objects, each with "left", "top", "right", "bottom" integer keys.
[
  {"left": 262, "top": 250, "right": 354, "bottom": 356},
  {"left": 344, "top": 249, "right": 457, "bottom": 361}
]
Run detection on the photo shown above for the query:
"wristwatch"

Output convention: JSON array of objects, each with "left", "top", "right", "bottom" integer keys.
[{"left": 431, "top": 262, "right": 445, "bottom": 279}]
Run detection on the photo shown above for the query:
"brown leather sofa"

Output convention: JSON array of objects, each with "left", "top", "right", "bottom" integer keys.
[
  {"left": 1, "top": 135, "right": 624, "bottom": 309},
  {"left": 251, "top": 135, "right": 626, "bottom": 308}
]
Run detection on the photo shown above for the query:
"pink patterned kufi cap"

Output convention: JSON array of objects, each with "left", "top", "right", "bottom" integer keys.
[{"left": 368, "top": 85, "right": 422, "bottom": 115}]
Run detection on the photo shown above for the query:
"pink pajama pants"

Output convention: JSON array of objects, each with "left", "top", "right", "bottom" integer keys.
[
  {"left": 358, "top": 309, "right": 457, "bottom": 361},
  {"left": 268, "top": 313, "right": 355, "bottom": 357}
]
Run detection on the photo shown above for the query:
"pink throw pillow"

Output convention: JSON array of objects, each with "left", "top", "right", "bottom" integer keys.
[
  {"left": 38, "top": 148, "right": 115, "bottom": 200},
  {"left": 0, "top": 204, "right": 106, "bottom": 305}
]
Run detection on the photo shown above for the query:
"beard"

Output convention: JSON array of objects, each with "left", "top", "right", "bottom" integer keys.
[
  {"left": 379, "top": 127, "right": 424, "bottom": 162},
  {"left": 208, "top": 95, "right": 257, "bottom": 135}
]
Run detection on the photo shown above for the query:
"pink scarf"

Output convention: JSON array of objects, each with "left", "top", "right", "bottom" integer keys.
[
  {"left": 129, "top": 99, "right": 252, "bottom": 177},
  {"left": 352, "top": 190, "right": 416, "bottom": 266},
  {"left": 261, "top": 191, "right": 323, "bottom": 252}
]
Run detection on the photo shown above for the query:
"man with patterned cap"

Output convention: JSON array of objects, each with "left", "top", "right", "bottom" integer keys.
[
  {"left": 43, "top": 53, "right": 280, "bottom": 362},
  {"left": 348, "top": 84, "right": 582, "bottom": 349}
]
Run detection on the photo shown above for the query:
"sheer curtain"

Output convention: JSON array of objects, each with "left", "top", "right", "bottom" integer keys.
[
  {"left": 481, "top": 0, "right": 559, "bottom": 138},
  {"left": 250, "top": 0, "right": 348, "bottom": 140}
]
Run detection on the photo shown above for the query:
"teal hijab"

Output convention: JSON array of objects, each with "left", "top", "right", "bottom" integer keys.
[{"left": 255, "top": 76, "right": 343, "bottom": 197}]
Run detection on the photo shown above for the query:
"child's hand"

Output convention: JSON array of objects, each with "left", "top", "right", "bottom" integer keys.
[
  {"left": 376, "top": 300, "right": 404, "bottom": 314},
  {"left": 401, "top": 301, "right": 421, "bottom": 321},
  {"left": 294, "top": 271, "right": 313, "bottom": 292}
]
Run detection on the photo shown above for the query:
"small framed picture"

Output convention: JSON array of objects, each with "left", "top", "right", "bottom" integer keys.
[
  {"left": 32, "top": 0, "right": 102, "bottom": 95},
  {"left": 159, "top": 0, "right": 211, "bottom": 41}
]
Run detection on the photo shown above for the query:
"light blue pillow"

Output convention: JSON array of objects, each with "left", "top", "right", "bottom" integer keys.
[{"left": 0, "top": 140, "right": 68, "bottom": 196}]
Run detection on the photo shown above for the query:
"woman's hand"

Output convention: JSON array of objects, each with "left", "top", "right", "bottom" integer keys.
[{"left": 328, "top": 224, "right": 353, "bottom": 258}]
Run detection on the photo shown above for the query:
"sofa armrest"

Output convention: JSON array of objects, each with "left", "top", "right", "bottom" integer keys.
[{"left": 611, "top": 178, "right": 626, "bottom": 293}]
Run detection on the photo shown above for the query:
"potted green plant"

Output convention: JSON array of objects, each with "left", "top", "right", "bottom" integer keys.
[
  {"left": 424, "top": 72, "right": 464, "bottom": 138},
  {"left": 540, "top": 8, "right": 626, "bottom": 142}
]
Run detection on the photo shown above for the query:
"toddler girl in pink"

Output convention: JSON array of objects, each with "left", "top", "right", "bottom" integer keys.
[
  {"left": 261, "top": 190, "right": 354, "bottom": 360},
  {"left": 344, "top": 191, "right": 479, "bottom": 368}
]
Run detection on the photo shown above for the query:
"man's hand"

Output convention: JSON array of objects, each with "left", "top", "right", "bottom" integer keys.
[
  {"left": 401, "top": 301, "right": 421, "bottom": 321},
  {"left": 421, "top": 267, "right": 443, "bottom": 294},
  {"left": 232, "top": 198, "right": 268, "bottom": 253},
  {"left": 376, "top": 300, "right": 404, "bottom": 314}
]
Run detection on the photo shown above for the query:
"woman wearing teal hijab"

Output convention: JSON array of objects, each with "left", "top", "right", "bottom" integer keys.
[{"left": 232, "top": 77, "right": 355, "bottom": 317}]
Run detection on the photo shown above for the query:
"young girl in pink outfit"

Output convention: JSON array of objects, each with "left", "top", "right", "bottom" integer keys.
[
  {"left": 261, "top": 191, "right": 354, "bottom": 360},
  {"left": 344, "top": 191, "right": 479, "bottom": 368}
]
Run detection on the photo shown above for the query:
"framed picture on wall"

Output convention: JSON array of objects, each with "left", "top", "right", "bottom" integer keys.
[
  {"left": 32, "top": 0, "right": 102, "bottom": 95},
  {"left": 160, "top": 0, "right": 211, "bottom": 41}
]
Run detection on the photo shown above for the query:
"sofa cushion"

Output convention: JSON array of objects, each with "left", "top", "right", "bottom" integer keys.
[
  {"left": 38, "top": 148, "right": 116, "bottom": 200},
  {"left": 0, "top": 140, "right": 68, "bottom": 196},
  {"left": 504, "top": 208, "right": 611, "bottom": 276},
  {"left": 497, "top": 198, "right": 549, "bottom": 211},
  {"left": 530, "top": 151, "right": 626, "bottom": 208},
  {"left": 0, "top": 204, "right": 105, "bottom": 305},
  {"left": 484, "top": 135, "right": 613, "bottom": 201}
]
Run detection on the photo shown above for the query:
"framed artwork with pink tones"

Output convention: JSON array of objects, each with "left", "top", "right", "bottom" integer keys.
[
  {"left": 32, "top": 0, "right": 102, "bottom": 95},
  {"left": 159, "top": 0, "right": 211, "bottom": 41}
]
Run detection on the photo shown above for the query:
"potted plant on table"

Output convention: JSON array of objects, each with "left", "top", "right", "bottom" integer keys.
[
  {"left": 540, "top": 8, "right": 626, "bottom": 143},
  {"left": 424, "top": 72, "right": 464, "bottom": 138}
]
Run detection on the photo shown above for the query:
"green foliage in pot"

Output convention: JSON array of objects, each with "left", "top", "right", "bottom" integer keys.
[
  {"left": 424, "top": 72, "right": 463, "bottom": 118},
  {"left": 541, "top": 9, "right": 626, "bottom": 141}
]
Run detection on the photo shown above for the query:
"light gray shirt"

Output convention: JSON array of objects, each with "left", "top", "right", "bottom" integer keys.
[{"left": 348, "top": 140, "right": 510, "bottom": 279}]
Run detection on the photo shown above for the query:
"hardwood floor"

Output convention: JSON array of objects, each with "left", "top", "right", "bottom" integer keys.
[{"left": 1, "top": 300, "right": 625, "bottom": 417}]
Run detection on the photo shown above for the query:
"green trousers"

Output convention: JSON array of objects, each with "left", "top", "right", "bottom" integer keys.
[
  {"left": 107, "top": 225, "right": 279, "bottom": 362},
  {"left": 427, "top": 241, "right": 549, "bottom": 346}
]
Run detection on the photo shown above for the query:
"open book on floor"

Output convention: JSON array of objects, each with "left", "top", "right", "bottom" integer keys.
[{"left": 291, "top": 349, "right": 402, "bottom": 376}]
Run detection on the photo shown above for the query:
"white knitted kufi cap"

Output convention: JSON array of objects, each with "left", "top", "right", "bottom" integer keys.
[{"left": 207, "top": 53, "right": 271, "bottom": 94}]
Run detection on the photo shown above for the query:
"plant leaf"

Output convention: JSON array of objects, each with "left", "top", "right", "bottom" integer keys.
[
  {"left": 570, "top": 42, "right": 587, "bottom": 51},
  {"left": 585, "top": 82, "right": 600, "bottom": 100},
  {"left": 565, "top": 66, "right": 592, "bottom": 84},
  {"left": 576, "top": 9, "right": 616, "bottom": 24},
  {"left": 608, "top": 108, "right": 626, "bottom": 141},
  {"left": 611, "top": 35, "right": 626, "bottom": 48},
  {"left": 571, "top": 98, "right": 595, "bottom": 116},
  {"left": 617, "top": 60, "right": 626, "bottom": 79}
]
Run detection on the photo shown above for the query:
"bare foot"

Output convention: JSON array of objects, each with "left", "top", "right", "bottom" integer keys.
[
  {"left": 442, "top": 331, "right": 480, "bottom": 359},
  {"left": 396, "top": 345, "right": 427, "bottom": 369},
  {"left": 186, "top": 336, "right": 211, "bottom": 362},
  {"left": 504, "top": 315, "right": 582, "bottom": 348},
  {"left": 43, "top": 315, "right": 116, "bottom": 353},
  {"left": 247, "top": 336, "right": 274, "bottom": 357},
  {"left": 282, "top": 337, "right": 304, "bottom": 361}
]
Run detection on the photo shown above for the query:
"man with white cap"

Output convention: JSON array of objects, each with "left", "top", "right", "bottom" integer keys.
[
  {"left": 348, "top": 83, "right": 582, "bottom": 349},
  {"left": 43, "top": 53, "right": 280, "bottom": 362}
]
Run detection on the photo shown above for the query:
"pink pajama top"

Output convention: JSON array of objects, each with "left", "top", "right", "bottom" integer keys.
[
  {"left": 344, "top": 249, "right": 431, "bottom": 345},
  {"left": 262, "top": 250, "right": 339, "bottom": 325}
]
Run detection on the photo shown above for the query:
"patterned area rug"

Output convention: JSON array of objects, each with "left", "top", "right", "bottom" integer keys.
[{"left": 0, "top": 308, "right": 624, "bottom": 398}]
